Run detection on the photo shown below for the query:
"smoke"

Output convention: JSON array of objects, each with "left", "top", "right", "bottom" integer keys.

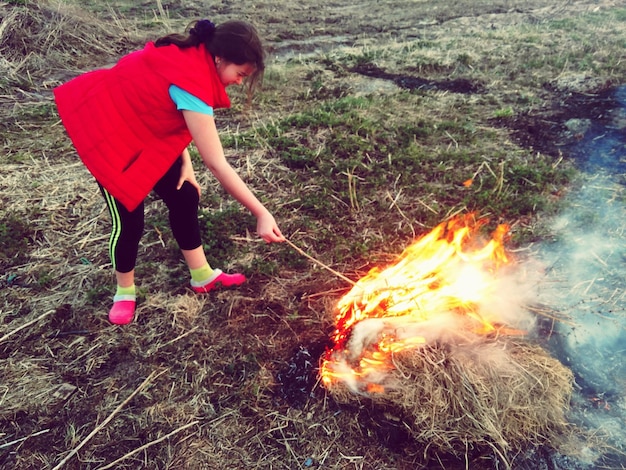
[
  {"left": 333, "top": 257, "right": 545, "bottom": 396},
  {"left": 474, "top": 265, "right": 540, "bottom": 331},
  {"left": 537, "top": 175, "right": 626, "bottom": 381},
  {"left": 342, "top": 259, "right": 541, "bottom": 351},
  {"left": 346, "top": 311, "right": 466, "bottom": 361},
  {"left": 532, "top": 178, "right": 626, "bottom": 465}
]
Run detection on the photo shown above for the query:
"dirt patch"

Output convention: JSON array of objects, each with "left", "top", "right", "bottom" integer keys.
[
  {"left": 503, "top": 80, "right": 621, "bottom": 158},
  {"left": 350, "top": 62, "right": 484, "bottom": 94}
]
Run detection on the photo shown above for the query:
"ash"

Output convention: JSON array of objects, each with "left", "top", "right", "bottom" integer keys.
[{"left": 277, "top": 341, "right": 328, "bottom": 406}]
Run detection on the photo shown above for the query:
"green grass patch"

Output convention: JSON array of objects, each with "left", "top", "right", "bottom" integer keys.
[
  {"left": 221, "top": 88, "right": 575, "bottom": 259},
  {"left": 199, "top": 206, "right": 255, "bottom": 268}
]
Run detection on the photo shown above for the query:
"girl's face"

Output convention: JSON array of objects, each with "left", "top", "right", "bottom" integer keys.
[{"left": 215, "top": 58, "right": 255, "bottom": 87}]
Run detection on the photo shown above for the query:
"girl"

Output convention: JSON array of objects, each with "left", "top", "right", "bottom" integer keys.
[{"left": 54, "top": 19, "right": 284, "bottom": 325}]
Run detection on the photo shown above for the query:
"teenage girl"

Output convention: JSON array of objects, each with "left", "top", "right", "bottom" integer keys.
[{"left": 54, "top": 19, "right": 284, "bottom": 325}]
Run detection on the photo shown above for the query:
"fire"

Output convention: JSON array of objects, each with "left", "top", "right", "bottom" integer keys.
[{"left": 320, "top": 214, "right": 519, "bottom": 393}]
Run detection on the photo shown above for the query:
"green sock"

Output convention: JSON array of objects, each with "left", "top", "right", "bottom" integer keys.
[
  {"left": 190, "top": 264, "right": 215, "bottom": 284},
  {"left": 114, "top": 284, "right": 136, "bottom": 302}
]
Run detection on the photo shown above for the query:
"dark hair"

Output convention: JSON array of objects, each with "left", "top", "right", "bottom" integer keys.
[{"left": 155, "top": 19, "right": 265, "bottom": 96}]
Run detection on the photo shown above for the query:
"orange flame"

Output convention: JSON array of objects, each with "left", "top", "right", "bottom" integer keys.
[{"left": 320, "top": 214, "right": 518, "bottom": 393}]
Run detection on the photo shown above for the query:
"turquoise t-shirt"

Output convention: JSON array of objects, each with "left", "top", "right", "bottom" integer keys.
[{"left": 168, "top": 85, "right": 214, "bottom": 116}]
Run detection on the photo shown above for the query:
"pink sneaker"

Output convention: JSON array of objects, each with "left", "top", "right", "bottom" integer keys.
[
  {"left": 108, "top": 300, "right": 136, "bottom": 325},
  {"left": 191, "top": 269, "right": 246, "bottom": 293}
]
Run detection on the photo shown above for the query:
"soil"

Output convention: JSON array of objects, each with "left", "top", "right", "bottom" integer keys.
[{"left": 2, "top": 0, "right": 624, "bottom": 469}]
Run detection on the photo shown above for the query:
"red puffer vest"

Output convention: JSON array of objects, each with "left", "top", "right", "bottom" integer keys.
[{"left": 54, "top": 42, "right": 230, "bottom": 211}]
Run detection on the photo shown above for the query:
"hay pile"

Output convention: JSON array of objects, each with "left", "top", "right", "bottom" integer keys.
[{"left": 327, "top": 336, "right": 573, "bottom": 457}]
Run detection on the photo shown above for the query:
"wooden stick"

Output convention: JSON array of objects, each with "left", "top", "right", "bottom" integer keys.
[
  {"left": 51, "top": 369, "right": 167, "bottom": 470},
  {"left": 96, "top": 420, "right": 199, "bottom": 470},
  {"left": 284, "top": 238, "right": 356, "bottom": 286},
  {"left": 0, "top": 309, "right": 55, "bottom": 344}
]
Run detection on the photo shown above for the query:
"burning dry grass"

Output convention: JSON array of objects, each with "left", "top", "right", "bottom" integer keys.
[
  {"left": 319, "top": 216, "right": 574, "bottom": 462},
  {"left": 328, "top": 338, "right": 573, "bottom": 457}
]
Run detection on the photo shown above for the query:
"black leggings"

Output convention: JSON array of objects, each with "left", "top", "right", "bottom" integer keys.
[{"left": 99, "top": 157, "right": 202, "bottom": 273}]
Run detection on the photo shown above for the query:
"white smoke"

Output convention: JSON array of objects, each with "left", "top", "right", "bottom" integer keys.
[{"left": 534, "top": 172, "right": 626, "bottom": 459}]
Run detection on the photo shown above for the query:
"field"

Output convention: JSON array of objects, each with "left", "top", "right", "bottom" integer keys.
[{"left": 1, "top": 0, "right": 626, "bottom": 469}]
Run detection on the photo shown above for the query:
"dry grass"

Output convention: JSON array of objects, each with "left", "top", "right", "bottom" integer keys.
[
  {"left": 0, "top": 0, "right": 141, "bottom": 89},
  {"left": 329, "top": 338, "right": 574, "bottom": 459},
  {"left": 1, "top": 0, "right": 625, "bottom": 469}
]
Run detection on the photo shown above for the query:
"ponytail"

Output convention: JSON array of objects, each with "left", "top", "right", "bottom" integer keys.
[{"left": 154, "top": 19, "right": 216, "bottom": 48}]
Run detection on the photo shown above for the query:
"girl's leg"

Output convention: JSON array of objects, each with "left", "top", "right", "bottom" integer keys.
[
  {"left": 100, "top": 185, "right": 144, "bottom": 324},
  {"left": 153, "top": 158, "right": 203, "bottom": 251},
  {"left": 154, "top": 158, "right": 245, "bottom": 292},
  {"left": 181, "top": 246, "right": 208, "bottom": 270},
  {"left": 116, "top": 270, "right": 135, "bottom": 288}
]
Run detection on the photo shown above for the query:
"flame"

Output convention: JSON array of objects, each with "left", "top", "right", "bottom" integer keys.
[{"left": 320, "top": 214, "right": 520, "bottom": 393}]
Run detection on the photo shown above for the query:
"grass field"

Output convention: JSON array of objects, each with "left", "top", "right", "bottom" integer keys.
[{"left": 1, "top": 1, "right": 625, "bottom": 468}]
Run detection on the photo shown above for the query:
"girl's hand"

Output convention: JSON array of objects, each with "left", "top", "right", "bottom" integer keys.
[
  {"left": 183, "top": 111, "right": 285, "bottom": 243},
  {"left": 177, "top": 149, "right": 202, "bottom": 196},
  {"left": 257, "top": 211, "right": 285, "bottom": 243}
]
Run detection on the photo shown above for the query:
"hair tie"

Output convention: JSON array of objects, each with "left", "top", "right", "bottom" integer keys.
[{"left": 190, "top": 19, "right": 216, "bottom": 40}]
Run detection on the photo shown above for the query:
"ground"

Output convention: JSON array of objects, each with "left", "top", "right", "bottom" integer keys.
[{"left": 1, "top": 0, "right": 625, "bottom": 469}]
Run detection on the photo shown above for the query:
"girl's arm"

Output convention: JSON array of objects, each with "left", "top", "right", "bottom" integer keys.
[
  {"left": 177, "top": 147, "right": 202, "bottom": 196},
  {"left": 183, "top": 110, "right": 284, "bottom": 243}
]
